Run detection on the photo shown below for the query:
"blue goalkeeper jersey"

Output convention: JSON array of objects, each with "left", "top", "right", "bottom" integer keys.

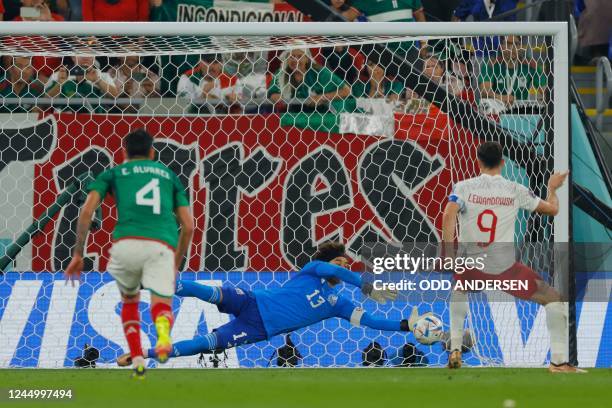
[{"left": 253, "top": 261, "right": 362, "bottom": 337}]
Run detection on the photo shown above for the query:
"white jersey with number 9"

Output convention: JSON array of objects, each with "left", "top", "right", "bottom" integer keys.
[{"left": 449, "top": 174, "right": 541, "bottom": 273}]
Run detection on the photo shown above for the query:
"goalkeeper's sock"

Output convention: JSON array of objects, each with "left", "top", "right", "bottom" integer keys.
[
  {"left": 450, "top": 290, "right": 469, "bottom": 351},
  {"left": 147, "top": 333, "right": 218, "bottom": 358},
  {"left": 121, "top": 302, "right": 143, "bottom": 360},
  {"left": 545, "top": 301, "right": 569, "bottom": 364},
  {"left": 176, "top": 280, "right": 222, "bottom": 304}
]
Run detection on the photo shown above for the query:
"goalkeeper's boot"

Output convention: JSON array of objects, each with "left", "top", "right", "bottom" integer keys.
[
  {"left": 448, "top": 349, "right": 462, "bottom": 369},
  {"left": 117, "top": 352, "right": 132, "bottom": 367},
  {"left": 548, "top": 363, "right": 588, "bottom": 373},
  {"left": 154, "top": 315, "right": 173, "bottom": 364}
]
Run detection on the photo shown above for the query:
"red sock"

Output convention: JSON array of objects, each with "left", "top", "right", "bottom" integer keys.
[
  {"left": 151, "top": 302, "right": 174, "bottom": 328},
  {"left": 121, "top": 302, "right": 143, "bottom": 358}
]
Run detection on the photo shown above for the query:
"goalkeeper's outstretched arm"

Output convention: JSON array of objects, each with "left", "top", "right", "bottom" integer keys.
[
  {"left": 343, "top": 305, "right": 431, "bottom": 332},
  {"left": 359, "top": 312, "right": 409, "bottom": 332},
  {"left": 311, "top": 262, "right": 398, "bottom": 304}
]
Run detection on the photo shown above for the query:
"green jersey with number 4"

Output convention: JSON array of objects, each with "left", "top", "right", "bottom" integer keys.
[{"left": 87, "top": 159, "right": 189, "bottom": 248}]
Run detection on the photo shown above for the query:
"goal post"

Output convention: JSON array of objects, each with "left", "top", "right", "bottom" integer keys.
[{"left": 0, "top": 21, "right": 571, "bottom": 368}]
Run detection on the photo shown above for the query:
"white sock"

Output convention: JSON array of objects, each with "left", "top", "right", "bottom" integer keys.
[
  {"left": 450, "top": 291, "right": 469, "bottom": 351},
  {"left": 545, "top": 301, "right": 569, "bottom": 365}
]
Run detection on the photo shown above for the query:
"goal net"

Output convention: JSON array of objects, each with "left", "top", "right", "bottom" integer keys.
[{"left": 0, "top": 22, "right": 569, "bottom": 368}]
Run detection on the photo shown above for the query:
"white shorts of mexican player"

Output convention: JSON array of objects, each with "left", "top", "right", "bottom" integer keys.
[
  {"left": 450, "top": 174, "right": 541, "bottom": 274},
  {"left": 108, "top": 239, "right": 175, "bottom": 297}
]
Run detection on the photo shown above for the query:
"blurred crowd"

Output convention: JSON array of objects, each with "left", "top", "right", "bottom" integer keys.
[{"left": 0, "top": 0, "right": 609, "bottom": 115}]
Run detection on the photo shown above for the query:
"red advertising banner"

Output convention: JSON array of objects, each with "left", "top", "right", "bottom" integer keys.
[{"left": 27, "top": 112, "right": 477, "bottom": 272}]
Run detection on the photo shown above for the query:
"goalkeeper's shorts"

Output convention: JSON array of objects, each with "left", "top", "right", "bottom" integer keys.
[
  {"left": 213, "top": 286, "right": 268, "bottom": 349},
  {"left": 453, "top": 262, "right": 542, "bottom": 300}
]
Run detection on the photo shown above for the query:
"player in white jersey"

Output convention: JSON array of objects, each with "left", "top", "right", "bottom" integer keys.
[{"left": 442, "top": 141, "right": 585, "bottom": 373}]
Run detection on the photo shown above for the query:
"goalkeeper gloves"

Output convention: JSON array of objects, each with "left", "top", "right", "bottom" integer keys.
[
  {"left": 407, "top": 306, "right": 434, "bottom": 332},
  {"left": 398, "top": 307, "right": 435, "bottom": 332},
  {"left": 361, "top": 282, "right": 398, "bottom": 305}
]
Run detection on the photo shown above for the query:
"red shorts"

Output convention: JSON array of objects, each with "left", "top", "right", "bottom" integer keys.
[{"left": 453, "top": 262, "right": 542, "bottom": 300}]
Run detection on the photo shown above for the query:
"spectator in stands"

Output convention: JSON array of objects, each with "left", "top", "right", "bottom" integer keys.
[
  {"left": 404, "top": 54, "right": 472, "bottom": 113},
  {"left": 54, "top": 0, "right": 70, "bottom": 19},
  {"left": 352, "top": 0, "right": 427, "bottom": 24},
  {"left": 12, "top": 0, "right": 65, "bottom": 83},
  {"left": 321, "top": 46, "right": 360, "bottom": 86},
  {"left": 402, "top": 58, "right": 444, "bottom": 113},
  {"left": 452, "top": 0, "right": 518, "bottom": 57},
  {"left": 3, "top": 0, "right": 67, "bottom": 20},
  {"left": 422, "top": 0, "right": 460, "bottom": 21},
  {"left": 328, "top": 0, "right": 367, "bottom": 21},
  {"left": 45, "top": 55, "right": 120, "bottom": 112},
  {"left": 66, "top": 0, "right": 81, "bottom": 20},
  {"left": 352, "top": 60, "right": 404, "bottom": 113},
  {"left": 223, "top": 51, "right": 267, "bottom": 79},
  {"left": 3, "top": 0, "right": 21, "bottom": 21},
  {"left": 222, "top": 49, "right": 268, "bottom": 108},
  {"left": 268, "top": 46, "right": 354, "bottom": 113},
  {"left": 422, "top": 55, "right": 464, "bottom": 96},
  {"left": 321, "top": 3, "right": 368, "bottom": 82},
  {"left": 351, "top": 0, "right": 428, "bottom": 57},
  {"left": 478, "top": 35, "right": 547, "bottom": 109},
  {"left": 452, "top": 0, "right": 518, "bottom": 21},
  {"left": 576, "top": 0, "right": 612, "bottom": 63},
  {"left": 0, "top": 56, "right": 45, "bottom": 113},
  {"left": 138, "top": 75, "right": 160, "bottom": 99},
  {"left": 13, "top": 0, "right": 63, "bottom": 20},
  {"left": 177, "top": 54, "right": 240, "bottom": 114},
  {"left": 81, "top": 0, "right": 149, "bottom": 21},
  {"left": 109, "top": 55, "right": 160, "bottom": 99}
]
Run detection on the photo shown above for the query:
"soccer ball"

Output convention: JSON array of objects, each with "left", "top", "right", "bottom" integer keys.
[{"left": 413, "top": 315, "right": 444, "bottom": 345}]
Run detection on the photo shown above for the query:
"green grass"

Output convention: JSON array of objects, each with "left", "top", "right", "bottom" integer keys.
[{"left": 0, "top": 368, "right": 610, "bottom": 408}]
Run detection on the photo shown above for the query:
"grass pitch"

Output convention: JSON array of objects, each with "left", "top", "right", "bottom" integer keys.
[{"left": 0, "top": 368, "right": 610, "bottom": 408}]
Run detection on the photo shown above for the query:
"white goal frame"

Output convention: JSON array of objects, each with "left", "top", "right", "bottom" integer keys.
[
  {"left": 0, "top": 20, "right": 571, "bottom": 368},
  {"left": 0, "top": 21, "right": 570, "bottom": 243}
]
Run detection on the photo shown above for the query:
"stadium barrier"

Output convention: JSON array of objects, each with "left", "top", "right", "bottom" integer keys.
[{"left": 0, "top": 270, "right": 609, "bottom": 368}]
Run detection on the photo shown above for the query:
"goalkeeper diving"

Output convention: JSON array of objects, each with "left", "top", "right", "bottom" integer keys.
[{"left": 118, "top": 242, "right": 429, "bottom": 365}]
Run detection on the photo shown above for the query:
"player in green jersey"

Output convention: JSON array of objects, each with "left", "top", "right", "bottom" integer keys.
[{"left": 65, "top": 129, "right": 194, "bottom": 379}]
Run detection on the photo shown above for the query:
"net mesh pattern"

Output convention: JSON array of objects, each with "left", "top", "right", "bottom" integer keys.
[{"left": 0, "top": 32, "right": 562, "bottom": 368}]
